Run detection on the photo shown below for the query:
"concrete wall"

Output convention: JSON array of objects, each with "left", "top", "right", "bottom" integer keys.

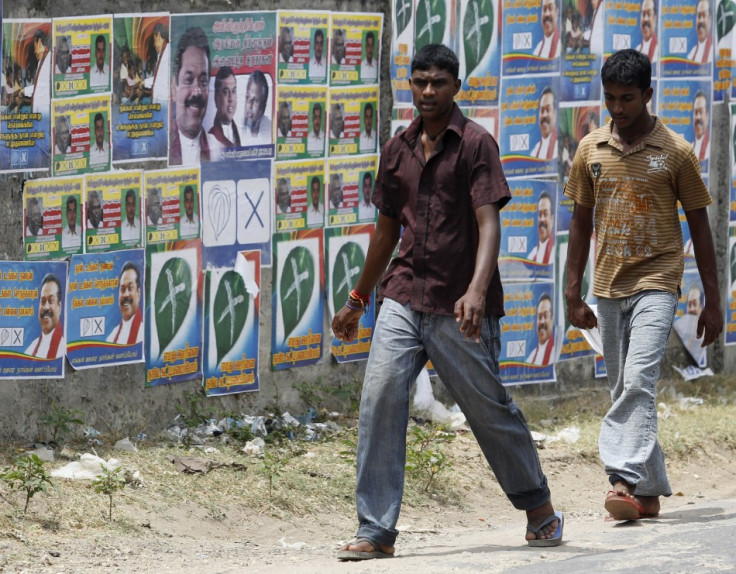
[{"left": 1, "top": 0, "right": 732, "bottom": 443}]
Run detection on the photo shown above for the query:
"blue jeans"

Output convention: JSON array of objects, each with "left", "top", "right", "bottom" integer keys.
[
  {"left": 354, "top": 298, "right": 550, "bottom": 547},
  {"left": 597, "top": 290, "right": 677, "bottom": 497}
]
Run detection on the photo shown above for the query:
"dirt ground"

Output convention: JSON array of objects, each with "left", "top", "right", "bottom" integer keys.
[{"left": 1, "top": 382, "right": 736, "bottom": 573}]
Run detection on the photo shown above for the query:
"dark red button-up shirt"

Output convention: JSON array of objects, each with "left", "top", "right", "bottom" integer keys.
[{"left": 374, "top": 104, "right": 511, "bottom": 317}]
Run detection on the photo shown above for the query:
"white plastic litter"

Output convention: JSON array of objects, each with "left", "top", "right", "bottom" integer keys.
[
  {"left": 579, "top": 304, "right": 603, "bottom": 356},
  {"left": 242, "top": 437, "right": 265, "bottom": 456},
  {"left": 673, "top": 365, "right": 714, "bottom": 381},
  {"left": 113, "top": 437, "right": 138, "bottom": 452},
  {"left": 28, "top": 445, "right": 55, "bottom": 462},
  {"left": 547, "top": 426, "right": 580, "bottom": 444},
  {"left": 278, "top": 537, "right": 308, "bottom": 550},
  {"left": 51, "top": 453, "right": 120, "bottom": 480},
  {"left": 412, "top": 368, "right": 467, "bottom": 429}
]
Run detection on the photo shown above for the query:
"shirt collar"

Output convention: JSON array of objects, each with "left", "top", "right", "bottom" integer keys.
[
  {"left": 596, "top": 115, "right": 665, "bottom": 150},
  {"left": 402, "top": 103, "right": 465, "bottom": 147}
]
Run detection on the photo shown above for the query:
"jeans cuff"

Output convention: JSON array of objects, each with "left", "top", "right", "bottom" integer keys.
[{"left": 356, "top": 521, "right": 398, "bottom": 547}]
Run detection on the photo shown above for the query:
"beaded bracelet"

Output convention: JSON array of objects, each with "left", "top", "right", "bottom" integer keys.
[
  {"left": 349, "top": 288, "right": 370, "bottom": 303},
  {"left": 344, "top": 299, "right": 365, "bottom": 312}
]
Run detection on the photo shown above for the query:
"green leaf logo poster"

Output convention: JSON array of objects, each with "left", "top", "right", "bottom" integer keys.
[{"left": 271, "top": 229, "right": 324, "bottom": 370}]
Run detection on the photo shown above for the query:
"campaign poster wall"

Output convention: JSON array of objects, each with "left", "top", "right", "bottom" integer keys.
[
  {"left": 85, "top": 171, "right": 143, "bottom": 252},
  {"left": 713, "top": 0, "right": 733, "bottom": 101},
  {"left": 274, "top": 159, "right": 326, "bottom": 231},
  {"left": 1, "top": 19, "right": 51, "bottom": 173},
  {"left": 414, "top": 0, "right": 454, "bottom": 53},
  {"left": 276, "top": 11, "right": 329, "bottom": 85},
  {"left": 201, "top": 158, "right": 273, "bottom": 267},
  {"left": 111, "top": 14, "right": 169, "bottom": 163},
  {"left": 326, "top": 155, "right": 379, "bottom": 227},
  {"left": 325, "top": 225, "right": 375, "bottom": 363},
  {"left": 557, "top": 103, "right": 600, "bottom": 182},
  {"left": 500, "top": 281, "right": 557, "bottom": 384},
  {"left": 145, "top": 241, "right": 203, "bottom": 386},
  {"left": 328, "top": 85, "right": 379, "bottom": 157},
  {"left": 501, "top": 0, "right": 561, "bottom": 76},
  {"left": 204, "top": 250, "right": 261, "bottom": 396},
  {"left": 673, "top": 268, "right": 707, "bottom": 366},
  {"left": 726, "top": 224, "right": 736, "bottom": 345},
  {"left": 275, "top": 85, "right": 327, "bottom": 160},
  {"left": 390, "top": 0, "right": 414, "bottom": 104},
  {"left": 560, "top": 0, "right": 602, "bottom": 102},
  {"left": 499, "top": 75, "right": 560, "bottom": 177},
  {"left": 53, "top": 15, "right": 113, "bottom": 98},
  {"left": 454, "top": 0, "right": 502, "bottom": 106},
  {"left": 271, "top": 229, "right": 324, "bottom": 370},
  {"left": 460, "top": 106, "right": 499, "bottom": 141},
  {"left": 51, "top": 94, "right": 111, "bottom": 176},
  {"left": 24, "top": 176, "right": 84, "bottom": 260},
  {"left": 144, "top": 167, "right": 200, "bottom": 245},
  {"left": 657, "top": 78, "right": 712, "bottom": 177},
  {"left": 660, "top": 0, "right": 714, "bottom": 77},
  {"left": 66, "top": 249, "right": 145, "bottom": 369},
  {"left": 498, "top": 178, "right": 557, "bottom": 281},
  {"left": 170, "top": 11, "right": 277, "bottom": 165},
  {"left": 0, "top": 260, "right": 68, "bottom": 379},
  {"left": 329, "top": 12, "right": 382, "bottom": 85}
]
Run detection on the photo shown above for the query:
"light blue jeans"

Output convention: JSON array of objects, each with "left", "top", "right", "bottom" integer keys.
[
  {"left": 354, "top": 298, "right": 551, "bottom": 547},
  {"left": 597, "top": 290, "right": 677, "bottom": 497}
]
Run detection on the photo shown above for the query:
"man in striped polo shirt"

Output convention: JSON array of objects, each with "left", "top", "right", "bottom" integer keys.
[{"left": 564, "top": 49, "right": 722, "bottom": 522}]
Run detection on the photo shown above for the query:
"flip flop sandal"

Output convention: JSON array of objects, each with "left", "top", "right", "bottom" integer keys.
[
  {"left": 527, "top": 510, "right": 564, "bottom": 547},
  {"left": 336, "top": 537, "right": 395, "bottom": 561},
  {"left": 604, "top": 490, "right": 645, "bottom": 521}
]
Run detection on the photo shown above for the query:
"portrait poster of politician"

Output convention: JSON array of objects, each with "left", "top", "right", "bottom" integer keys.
[
  {"left": 0, "top": 260, "right": 68, "bottom": 379},
  {"left": 51, "top": 94, "right": 111, "bottom": 177},
  {"left": 275, "top": 85, "right": 327, "bottom": 160},
  {"left": 276, "top": 11, "right": 329, "bottom": 85},
  {"left": 274, "top": 159, "right": 326, "bottom": 232},
  {"left": 660, "top": 0, "right": 713, "bottom": 77},
  {"left": 84, "top": 171, "right": 143, "bottom": 253},
  {"left": 501, "top": 0, "right": 561, "bottom": 76},
  {"left": 326, "top": 155, "right": 378, "bottom": 227},
  {"left": 143, "top": 167, "right": 200, "bottom": 246},
  {"left": 328, "top": 85, "right": 379, "bottom": 158},
  {"left": 329, "top": 12, "right": 382, "bottom": 86},
  {"left": 66, "top": 249, "right": 145, "bottom": 369},
  {"left": 204, "top": 250, "right": 260, "bottom": 396}
]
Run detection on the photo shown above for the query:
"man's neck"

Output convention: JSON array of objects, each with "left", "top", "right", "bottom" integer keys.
[
  {"left": 180, "top": 128, "right": 201, "bottom": 142},
  {"left": 127, "top": 217, "right": 135, "bottom": 226},
  {"left": 67, "top": 226, "right": 76, "bottom": 233},
  {"left": 615, "top": 113, "right": 653, "bottom": 145}
]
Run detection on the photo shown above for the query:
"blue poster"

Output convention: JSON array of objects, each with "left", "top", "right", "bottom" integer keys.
[
  {"left": 560, "top": 0, "right": 603, "bottom": 101},
  {"left": 0, "top": 260, "right": 67, "bottom": 379},
  {"left": 660, "top": 0, "right": 714, "bottom": 77},
  {"left": 500, "top": 75, "right": 560, "bottom": 177},
  {"left": 605, "top": 0, "right": 658, "bottom": 75},
  {"left": 501, "top": 0, "right": 562, "bottom": 76},
  {"left": 500, "top": 281, "right": 557, "bottom": 384},
  {"left": 203, "top": 250, "right": 260, "bottom": 396},
  {"left": 499, "top": 178, "right": 557, "bottom": 281},
  {"left": 390, "top": 0, "right": 414, "bottom": 104},
  {"left": 201, "top": 158, "right": 273, "bottom": 268},
  {"left": 726, "top": 224, "right": 736, "bottom": 345},
  {"left": 673, "top": 269, "right": 707, "bottom": 366},
  {"left": 66, "top": 250, "right": 145, "bottom": 369}
]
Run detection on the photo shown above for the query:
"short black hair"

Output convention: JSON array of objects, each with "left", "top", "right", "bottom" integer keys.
[
  {"left": 174, "top": 27, "right": 210, "bottom": 82},
  {"left": 539, "top": 191, "right": 555, "bottom": 215},
  {"left": 311, "top": 176, "right": 321, "bottom": 188},
  {"left": 540, "top": 86, "right": 556, "bottom": 106},
  {"left": 96, "top": 35, "right": 106, "bottom": 50},
  {"left": 184, "top": 185, "right": 194, "bottom": 198},
  {"left": 411, "top": 44, "right": 459, "bottom": 81},
  {"left": 94, "top": 112, "right": 104, "bottom": 125},
  {"left": 125, "top": 189, "right": 136, "bottom": 203},
  {"left": 538, "top": 292, "right": 553, "bottom": 312},
  {"left": 314, "top": 29, "right": 324, "bottom": 42},
  {"left": 363, "top": 171, "right": 373, "bottom": 183},
  {"left": 601, "top": 49, "right": 651, "bottom": 91},
  {"left": 120, "top": 261, "right": 141, "bottom": 288},
  {"left": 41, "top": 273, "right": 62, "bottom": 302},
  {"left": 215, "top": 65, "right": 235, "bottom": 91},
  {"left": 366, "top": 31, "right": 375, "bottom": 44},
  {"left": 66, "top": 195, "right": 77, "bottom": 209},
  {"left": 153, "top": 22, "right": 168, "bottom": 42}
]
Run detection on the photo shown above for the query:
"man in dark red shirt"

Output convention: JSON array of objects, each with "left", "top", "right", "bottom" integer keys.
[{"left": 333, "top": 44, "right": 563, "bottom": 561}]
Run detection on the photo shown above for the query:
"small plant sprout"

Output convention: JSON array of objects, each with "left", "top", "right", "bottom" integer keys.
[
  {"left": 1, "top": 454, "right": 54, "bottom": 514},
  {"left": 92, "top": 463, "right": 126, "bottom": 521}
]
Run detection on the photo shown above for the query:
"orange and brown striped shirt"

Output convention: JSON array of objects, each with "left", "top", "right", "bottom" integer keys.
[{"left": 564, "top": 117, "right": 711, "bottom": 299}]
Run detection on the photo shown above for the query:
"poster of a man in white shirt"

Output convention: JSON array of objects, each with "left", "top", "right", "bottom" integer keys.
[
  {"left": 687, "top": 0, "right": 712, "bottom": 64},
  {"left": 61, "top": 195, "right": 82, "bottom": 251},
  {"left": 358, "top": 171, "right": 375, "bottom": 222},
  {"left": 180, "top": 185, "right": 200, "bottom": 237},
  {"left": 89, "top": 113, "right": 110, "bottom": 165},
  {"left": 526, "top": 293, "right": 558, "bottom": 366},
  {"left": 530, "top": 87, "right": 558, "bottom": 160},
  {"left": 309, "top": 29, "right": 327, "bottom": 80},
  {"left": 528, "top": 191, "right": 555, "bottom": 264},
  {"left": 306, "top": 176, "right": 324, "bottom": 227},
  {"left": 25, "top": 274, "right": 65, "bottom": 359},
  {"left": 534, "top": 0, "right": 562, "bottom": 58},
  {"left": 90, "top": 34, "right": 110, "bottom": 89},
  {"left": 691, "top": 90, "right": 710, "bottom": 162},
  {"left": 359, "top": 102, "right": 376, "bottom": 153},
  {"left": 307, "top": 103, "right": 324, "bottom": 154},
  {"left": 120, "top": 189, "right": 141, "bottom": 244},
  {"left": 106, "top": 262, "right": 143, "bottom": 345},
  {"left": 360, "top": 31, "right": 378, "bottom": 81}
]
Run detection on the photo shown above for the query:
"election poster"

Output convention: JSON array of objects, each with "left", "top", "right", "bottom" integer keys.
[
  {"left": 555, "top": 232, "right": 597, "bottom": 362},
  {"left": 145, "top": 240, "right": 203, "bottom": 386},
  {"left": 51, "top": 94, "right": 112, "bottom": 177},
  {"left": 275, "top": 85, "right": 327, "bottom": 160},
  {"left": 24, "top": 176, "right": 84, "bottom": 261},
  {"left": 274, "top": 159, "right": 326, "bottom": 231},
  {"left": 170, "top": 11, "right": 277, "bottom": 165},
  {"left": 144, "top": 167, "right": 200, "bottom": 246},
  {"left": 111, "top": 13, "right": 170, "bottom": 164},
  {"left": 329, "top": 12, "right": 382, "bottom": 85},
  {"left": 53, "top": 15, "right": 113, "bottom": 98},
  {"left": 204, "top": 250, "right": 261, "bottom": 396},
  {"left": 1, "top": 19, "right": 51, "bottom": 173},
  {"left": 557, "top": 102, "right": 600, "bottom": 182},
  {"left": 560, "top": 0, "right": 602, "bottom": 102},
  {"left": 326, "top": 155, "right": 379, "bottom": 227},
  {"left": 501, "top": 0, "right": 562, "bottom": 76},
  {"left": 679, "top": 204, "right": 699, "bottom": 272},
  {"left": 271, "top": 229, "right": 324, "bottom": 370},
  {"left": 391, "top": 106, "right": 416, "bottom": 137},
  {"left": 328, "top": 85, "right": 379, "bottom": 157},
  {"left": 498, "top": 178, "right": 557, "bottom": 282},
  {"left": 66, "top": 249, "right": 145, "bottom": 369},
  {"left": 276, "top": 11, "right": 329, "bottom": 85},
  {"left": 414, "top": 0, "right": 453, "bottom": 53},
  {"left": 201, "top": 158, "right": 273, "bottom": 268},
  {"left": 460, "top": 106, "right": 499, "bottom": 141},
  {"left": 390, "top": 0, "right": 414, "bottom": 104},
  {"left": 84, "top": 171, "right": 143, "bottom": 252},
  {"left": 660, "top": 0, "right": 713, "bottom": 77},
  {"left": 325, "top": 225, "right": 375, "bottom": 363},
  {"left": 716, "top": 0, "right": 736, "bottom": 101},
  {"left": 500, "top": 281, "right": 557, "bottom": 384},
  {"left": 673, "top": 269, "right": 708, "bottom": 366},
  {"left": 657, "top": 78, "right": 712, "bottom": 177},
  {"left": 499, "top": 75, "right": 560, "bottom": 177},
  {"left": 454, "top": 0, "right": 501, "bottom": 106},
  {"left": 726, "top": 224, "right": 736, "bottom": 345},
  {"left": 0, "top": 260, "right": 68, "bottom": 379}
]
